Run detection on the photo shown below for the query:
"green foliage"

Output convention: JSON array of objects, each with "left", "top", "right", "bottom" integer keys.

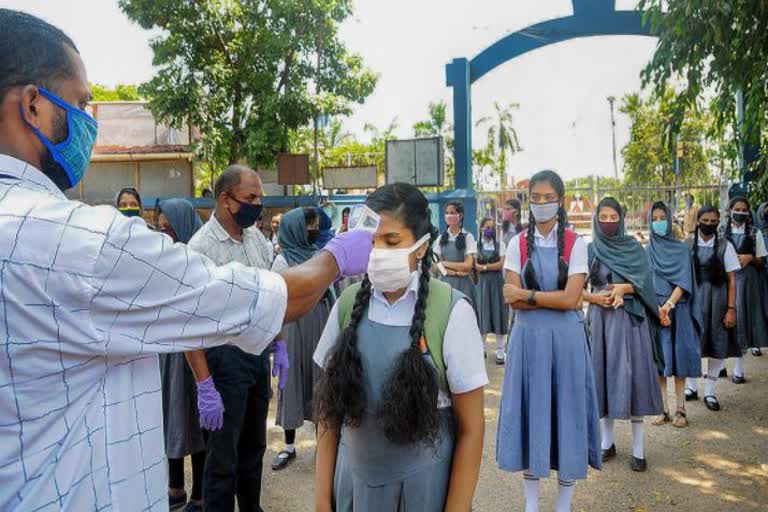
[
  {"left": 90, "top": 83, "right": 142, "bottom": 101},
  {"left": 119, "top": 0, "right": 377, "bottom": 175},
  {"left": 413, "top": 100, "right": 454, "bottom": 187},
  {"left": 475, "top": 101, "right": 522, "bottom": 190},
  {"left": 639, "top": 0, "right": 768, "bottom": 198}
]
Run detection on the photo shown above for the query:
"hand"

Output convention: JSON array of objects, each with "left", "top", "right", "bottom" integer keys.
[
  {"left": 737, "top": 254, "right": 753, "bottom": 268},
  {"left": 272, "top": 340, "right": 290, "bottom": 391},
  {"left": 197, "top": 376, "right": 224, "bottom": 431},
  {"left": 659, "top": 307, "right": 671, "bottom": 327},
  {"left": 503, "top": 283, "right": 526, "bottom": 304},
  {"left": 589, "top": 290, "right": 613, "bottom": 308},
  {"left": 608, "top": 287, "right": 624, "bottom": 309},
  {"left": 322, "top": 229, "right": 373, "bottom": 278},
  {"left": 724, "top": 308, "right": 736, "bottom": 328}
]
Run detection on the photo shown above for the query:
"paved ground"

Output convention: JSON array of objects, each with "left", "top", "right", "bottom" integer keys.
[{"left": 189, "top": 341, "right": 768, "bottom": 511}]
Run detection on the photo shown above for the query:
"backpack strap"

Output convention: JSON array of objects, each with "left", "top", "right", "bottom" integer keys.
[
  {"left": 519, "top": 228, "right": 578, "bottom": 269},
  {"left": 336, "top": 279, "right": 453, "bottom": 392}
]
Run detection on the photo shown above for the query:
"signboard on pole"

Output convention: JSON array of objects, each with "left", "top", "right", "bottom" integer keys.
[
  {"left": 277, "top": 153, "right": 310, "bottom": 185},
  {"left": 322, "top": 166, "right": 378, "bottom": 189},
  {"left": 385, "top": 137, "right": 444, "bottom": 187}
]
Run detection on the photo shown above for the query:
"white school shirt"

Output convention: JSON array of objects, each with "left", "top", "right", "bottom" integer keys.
[
  {"left": 432, "top": 230, "right": 478, "bottom": 257},
  {"left": 729, "top": 225, "right": 768, "bottom": 257},
  {"left": 313, "top": 273, "right": 488, "bottom": 408},
  {"left": 0, "top": 155, "right": 287, "bottom": 512},
  {"left": 480, "top": 237, "right": 507, "bottom": 257},
  {"left": 503, "top": 223, "right": 588, "bottom": 275},
  {"left": 697, "top": 235, "right": 741, "bottom": 272}
]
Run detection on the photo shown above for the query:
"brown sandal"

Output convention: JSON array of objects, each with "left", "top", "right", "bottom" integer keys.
[
  {"left": 672, "top": 409, "right": 688, "bottom": 428},
  {"left": 652, "top": 411, "right": 671, "bottom": 426}
]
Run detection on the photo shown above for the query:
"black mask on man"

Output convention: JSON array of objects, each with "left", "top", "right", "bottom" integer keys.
[{"left": 228, "top": 195, "right": 262, "bottom": 229}]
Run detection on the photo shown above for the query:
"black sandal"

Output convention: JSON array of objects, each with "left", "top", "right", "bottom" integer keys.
[
  {"left": 703, "top": 395, "right": 721, "bottom": 411},
  {"left": 684, "top": 388, "right": 699, "bottom": 401}
]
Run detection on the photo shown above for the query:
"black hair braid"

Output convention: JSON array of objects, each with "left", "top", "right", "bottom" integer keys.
[
  {"left": 710, "top": 229, "right": 727, "bottom": 285},
  {"left": 455, "top": 216, "right": 467, "bottom": 251},
  {"left": 692, "top": 222, "right": 701, "bottom": 281},
  {"left": 744, "top": 210, "right": 756, "bottom": 255},
  {"left": 556, "top": 207, "right": 569, "bottom": 290},
  {"left": 378, "top": 252, "right": 440, "bottom": 446},
  {"left": 523, "top": 215, "right": 540, "bottom": 290},
  {"left": 315, "top": 276, "right": 372, "bottom": 429}
]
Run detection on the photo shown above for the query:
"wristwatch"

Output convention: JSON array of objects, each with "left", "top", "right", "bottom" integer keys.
[
  {"left": 527, "top": 290, "right": 537, "bottom": 305},
  {"left": 664, "top": 301, "right": 675, "bottom": 310}
]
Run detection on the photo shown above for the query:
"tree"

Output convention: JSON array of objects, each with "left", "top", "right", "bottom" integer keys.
[
  {"left": 90, "top": 83, "right": 142, "bottom": 101},
  {"left": 475, "top": 101, "right": 522, "bottom": 190},
  {"left": 119, "top": 0, "right": 377, "bottom": 175},
  {"left": 413, "top": 100, "right": 455, "bottom": 188},
  {"left": 639, "top": 0, "right": 768, "bottom": 198}
]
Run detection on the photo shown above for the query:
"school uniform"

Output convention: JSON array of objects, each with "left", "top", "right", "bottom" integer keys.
[
  {"left": 476, "top": 237, "right": 509, "bottom": 336},
  {"left": 433, "top": 230, "right": 479, "bottom": 310},
  {"left": 497, "top": 226, "right": 602, "bottom": 480},
  {"left": 722, "top": 225, "right": 768, "bottom": 350},
  {"left": 314, "top": 274, "right": 488, "bottom": 511}
]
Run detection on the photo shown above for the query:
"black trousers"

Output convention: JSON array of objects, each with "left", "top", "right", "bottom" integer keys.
[{"left": 203, "top": 346, "right": 271, "bottom": 512}]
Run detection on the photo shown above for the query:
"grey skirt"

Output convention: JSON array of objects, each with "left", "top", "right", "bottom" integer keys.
[
  {"left": 160, "top": 353, "right": 205, "bottom": 459},
  {"left": 476, "top": 270, "right": 508, "bottom": 335}
]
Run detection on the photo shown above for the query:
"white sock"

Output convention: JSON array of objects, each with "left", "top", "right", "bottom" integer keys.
[
  {"left": 523, "top": 474, "right": 539, "bottom": 512},
  {"left": 279, "top": 444, "right": 296, "bottom": 457},
  {"left": 600, "top": 418, "right": 614, "bottom": 450},
  {"left": 495, "top": 334, "right": 505, "bottom": 358},
  {"left": 686, "top": 377, "right": 698, "bottom": 393},
  {"left": 556, "top": 479, "right": 576, "bottom": 512},
  {"left": 733, "top": 357, "right": 744, "bottom": 377},
  {"left": 705, "top": 359, "right": 724, "bottom": 396},
  {"left": 631, "top": 417, "right": 644, "bottom": 459}
]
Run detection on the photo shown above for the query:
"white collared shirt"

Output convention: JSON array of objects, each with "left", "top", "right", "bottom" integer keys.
[
  {"left": 503, "top": 223, "right": 588, "bottom": 275},
  {"left": 480, "top": 237, "right": 507, "bottom": 257},
  {"left": 313, "top": 273, "right": 488, "bottom": 408},
  {"left": 697, "top": 235, "right": 741, "bottom": 272},
  {"left": 729, "top": 225, "right": 768, "bottom": 257},
  {"left": 188, "top": 212, "right": 273, "bottom": 270},
  {"left": 0, "top": 154, "right": 286, "bottom": 511},
  {"left": 432, "top": 229, "right": 478, "bottom": 257}
]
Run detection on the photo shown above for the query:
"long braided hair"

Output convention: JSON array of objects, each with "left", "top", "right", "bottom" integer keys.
[
  {"left": 724, "top": 196, "right": 755, "bottom": 255},
  {"left": 315, "top": 183, "right": 441, "bottom": 446},
  {"left": 692, "top": 206, "right": 727, "bottom": 285},
  {"left": 523, "top": 170, "right": 569, "bottom": 291},
  {"left": 440, "top": 200, "right": 467, "bottom": 251}
]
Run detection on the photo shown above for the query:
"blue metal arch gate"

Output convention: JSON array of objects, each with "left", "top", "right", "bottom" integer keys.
[{"left": 446, "top": 0, "right": 654, "bottom": 235}]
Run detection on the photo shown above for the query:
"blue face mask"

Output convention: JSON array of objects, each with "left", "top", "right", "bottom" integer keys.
[
  {"left": 651, "top": 220, "right": 668, "bottom": 236},
  {"left": 25, "top": 87, "right": 98, "bottom": 188}
]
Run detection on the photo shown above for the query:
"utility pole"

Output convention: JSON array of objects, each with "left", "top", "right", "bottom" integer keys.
[{"left": 607, "top": 96, "right": 619, "bottom": 179}]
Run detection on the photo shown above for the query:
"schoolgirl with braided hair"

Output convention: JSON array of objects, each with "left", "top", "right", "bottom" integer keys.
[
  {"left": 435, "top": 199, "right": 479, "bottom": 313},
  {"left": 476, "top": 216, "right": 509, "bottom": 364},
  {"left": 313, "top": 183, "right": 487, "bottom": 512},
  {"left": 684, "top": 206, "right": 740, "bottom": 411},
  {"left": 720, "top": 196, "right": 768, "bottom": 374},
  {"left": 497, "top": 170, "right": 601, "bottom": 512}
]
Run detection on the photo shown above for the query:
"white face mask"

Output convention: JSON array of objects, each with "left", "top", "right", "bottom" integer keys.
[
  {"left": 367, "top": 234, "right": 430, "bottom": 293},
  {"left": 530, "top": 201, "right": 560, "bottom": 223}
]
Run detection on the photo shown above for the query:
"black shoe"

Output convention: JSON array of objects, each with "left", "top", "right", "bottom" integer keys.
[
  {"left": 684, "top": 388, "right": 699, "bottom": 401},
  {"left": 732, "top": 374, "right": 747, "bottom": 384},
  {"left": 630, "top": 456, "right": 647, "bottom": 472},
  {"left": 271, "top": 449, "right": 297, "bottom": 470},
  {"left": 169, "top": 492, "right": 187, "bottom": 511},
  {"left": 751, "top": 347, "right": 763, "bottom": 357},
  {"left": 703, "top": 395, "right": 721, "bottom": 411},
  {"left": 719, "top": 368, "right": 728, "bottom": 378},
  {"left": 601, "top": 444, "right": 616, "bottom": 462}
]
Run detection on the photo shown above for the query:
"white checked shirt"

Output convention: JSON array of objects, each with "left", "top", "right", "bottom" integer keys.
[
  {"left": 188, "top": 213, "right": 273, "bottom": 270},
  {"left": 0, "top": 155, "right": 287, "bottom": 511}
]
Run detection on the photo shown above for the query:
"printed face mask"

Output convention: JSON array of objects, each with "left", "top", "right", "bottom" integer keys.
[
  {"left": 529, "top": 201, "right": 559, "bottom": 223},
  {"left": 118, "top": 207, "right": 141, "bottom": 218},
  {"left": 651, "top": 220, "right": 668, "bottom": 236},
  {"left": 367, "top": 234, "right": 430, "bottom": 293}
]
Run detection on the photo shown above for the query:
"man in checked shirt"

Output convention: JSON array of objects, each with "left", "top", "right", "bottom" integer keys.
[{"left": 0, "top": 9, "right": 371, "bottom": 511}]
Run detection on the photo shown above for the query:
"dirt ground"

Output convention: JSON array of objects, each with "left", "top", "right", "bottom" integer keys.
[{"left": 188, "top": 341, "right": 768, "bottom": 511}]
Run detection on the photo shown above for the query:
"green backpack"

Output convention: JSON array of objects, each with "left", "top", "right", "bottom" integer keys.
[{"left": 337, "top": 279, "right": 453, "bottom": 390}]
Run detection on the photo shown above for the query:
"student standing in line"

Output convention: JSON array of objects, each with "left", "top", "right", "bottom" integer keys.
[
  {"left": 721, "top": 196, "right": 768, "bottom": 379},
  {"left": 497, "top": 170, "right": 601, "bottom": 512},
  {"left": 314, "top": 183, "right": 486, "bottom": 512},
  {"left": 270, "top": 207, "right": 332, "bottom": 470},
  {"left": 584, "top": 197, "right": 663, "bottom": 472},
  {"left": 756, "top": 201, "right": 768, "bottom": 356},
  {"left": 684, "top": 207, "right": 740, "bottom": 411},
  {"left": 647, "top": 202, "right": 702, "bottom": 428},
  {"left": 502, "top": 198, "right": 524, "bottom": 247},
  {"left": 476, "top": 216, "right": 509, "bottom": 364},
  {"left": 433, "top": 200, "right": 479, "bottom": 311}
]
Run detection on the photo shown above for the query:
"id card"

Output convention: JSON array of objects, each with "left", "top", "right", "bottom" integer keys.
[{"left": 348, "top": 204, "right": 380, "bottom": 233}]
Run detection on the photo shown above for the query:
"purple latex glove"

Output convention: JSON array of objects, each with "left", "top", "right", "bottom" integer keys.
[
  {"left": 272, "top": 340, "right": 289, "bottom": 390},
  {"left": 322, "top": 229, "right": 373, "bottom": 278},
  {"left": 197, "top": 376, "right": 224, "bottom": 431}
]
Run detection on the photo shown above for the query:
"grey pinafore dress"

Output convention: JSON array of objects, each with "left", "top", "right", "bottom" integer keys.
[
  {"left": 276, "top": 292, "right": 333, "bottom": 430},
  {"left": 438, "top": 235, "right": 478, "bottom": 312},
  {"left": 652, "top": 273, "right": 702, "bottom": 377},
  {"left": 496, "top": 246, "right": 601, "bottom": 480},
  {"left": 728, "top": 231, "right": 768, "bottom": 349},
  {"left": 693, "top": 244, "right": 741, "bottom": 359},
  {"left": 332, "top": 292, "right": 466, "bottom": 511},
  {"left": 587, "top": 259, "right": 663, "bottom": 419},
  {"left": 160, "top": 354, "right": 205, "bottom": 459},
  {"left": 476, "top": 240, "right": 508, "bottom": 335}
]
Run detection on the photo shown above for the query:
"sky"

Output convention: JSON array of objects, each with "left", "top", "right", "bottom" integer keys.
[{"left": 3, "top": 0, "right": 659, "bottom": 180}]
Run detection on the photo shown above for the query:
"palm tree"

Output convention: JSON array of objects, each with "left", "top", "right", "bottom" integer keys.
[{"left": 476, "top": 101, "right": 522, "bottom": 190}]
